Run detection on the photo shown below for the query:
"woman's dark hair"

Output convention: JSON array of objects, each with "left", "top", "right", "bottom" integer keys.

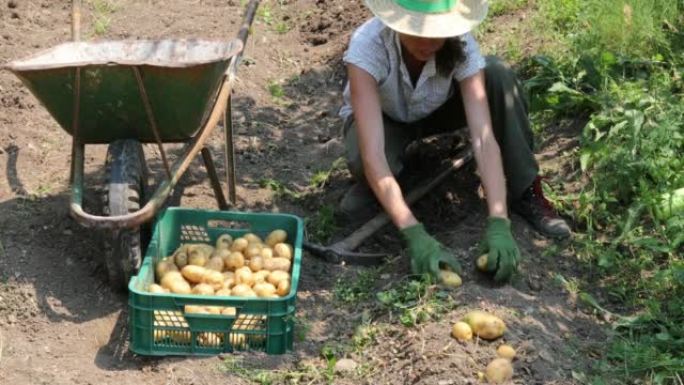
[{"left": 435, "top": 36, "right": 466, "bottom": 76}]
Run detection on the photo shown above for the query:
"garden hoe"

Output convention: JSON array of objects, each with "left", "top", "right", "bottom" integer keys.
[{"left": 303, "top": 147, "right": 473, "bottom": 265}]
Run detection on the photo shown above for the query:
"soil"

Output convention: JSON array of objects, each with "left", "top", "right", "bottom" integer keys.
[{"left": 0, "top": 1, "right": 604, "bottom": 384}]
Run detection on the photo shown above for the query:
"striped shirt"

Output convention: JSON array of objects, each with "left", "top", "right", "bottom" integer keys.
[{"left": 339, "top": 17, "right": 486, "bottom": 123}]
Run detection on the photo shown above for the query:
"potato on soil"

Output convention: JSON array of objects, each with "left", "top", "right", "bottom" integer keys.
[
  {"left": 497, "top": 344, "right": 516, "bottom": 360},
  {"left": 476, "top": 254, "right": 488, "bottom": 271},
  {"left": 439, "top": 270, "right": 462, "bottom": 288},
  {"left": 462, "top": 310, "right": 506, "bottom": 340},
  {"left": 265, "top": 229, "right": 287, "bottom": 247},
  {"left": 451, "top": 321, "right": 473, "bottom": 341},
  {"left": 181, "top": 265, "right": 207, "bottom": 284},
  {"left": 485, "top": 358, "right": 513, "bottom": 384}
]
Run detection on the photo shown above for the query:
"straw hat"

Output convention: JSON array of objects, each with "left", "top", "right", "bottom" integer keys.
[{"left": 364, "top": 0, "right": 489, "bottom": 38}]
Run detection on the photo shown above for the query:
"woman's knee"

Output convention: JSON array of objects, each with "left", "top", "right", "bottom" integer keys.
[{"left": 484, "top": 56, "right": 518, "bottom": 89}]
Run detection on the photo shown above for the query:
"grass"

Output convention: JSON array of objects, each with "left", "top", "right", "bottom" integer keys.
[
  {"left": 333, "top": 268, "right": 381, "bottom": 305},
  {"left": 305, "top": 204, "right": 337, "bottom": 244},
  {"left": 88, "top": 0, "right": 116, "bottom": 36},
  {"left": 518, "top": 0, "right": 684, "bottom": 383}
]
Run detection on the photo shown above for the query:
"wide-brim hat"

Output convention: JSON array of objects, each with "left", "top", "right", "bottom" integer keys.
[{"left": 364, "top": 0, "right": 489, "bottom": 38}]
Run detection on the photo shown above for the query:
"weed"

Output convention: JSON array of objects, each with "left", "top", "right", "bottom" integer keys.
[
  {"left": 274, "top": 20, "right": 290, "bottom": 34},
  {"left": 305, "top": 205, "right": 338, "bottom": 243},
  {"left": 333, "top": 268, "right": 381, "bottom": 305},
  {"left": 376, "top": 277, "right": 457, "bottom": 327},
  {"left": 489, "top": 0, "right": 528, "bottom": 17},
  {"left": 88, "top": 0, "right": 116, "bottom": 36},
  {"left": 309, "top": 157, "right": 345, "bottom": 189},
  {"left": 267, "top": 80, "right": 285, "bottom": 99},
  {"left": 259, "top": 178, "right": 301, "bottom": 200}
]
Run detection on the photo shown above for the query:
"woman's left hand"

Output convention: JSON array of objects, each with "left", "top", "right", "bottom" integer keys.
[{"left": 480, "top": 217, "right": 520, "bottom": 282}]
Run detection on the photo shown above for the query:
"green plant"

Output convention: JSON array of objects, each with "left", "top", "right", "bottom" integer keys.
[
  {"left": 305, "top": 204, "right": 338, "bottom": 244},
  {"left": 309, "top": 157, "right": 346, "bottom": 189},
  {"left": 88, "top": 0, "right": 116, "bottom": 36},
  {"left": 267, "top": 81, "right": 285, "bottom": 99},
  {"left": 376, "top": 277, "right": 456, "bottom": 327},
  {"left": 334, "top": 268, "right": 381, "bottom": 305},
  {"left": 259, "top": 178, "right": 301, "bottom": 200},
  {"left": 489, "top": 0, "right": 528, "bottom": 17}
]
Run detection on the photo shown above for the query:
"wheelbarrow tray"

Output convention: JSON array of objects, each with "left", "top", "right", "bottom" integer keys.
[{"left": 5, "top": 39, "right": 242, "bottom": 144}]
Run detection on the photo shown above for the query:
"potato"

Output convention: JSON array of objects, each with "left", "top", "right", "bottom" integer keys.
[
  {"left": 253, "top": 270, "right": 270, "bottom": 284},
  {"left": 154, "top": 329, "right": 168, "bottom": 342},
  {"left": 222, "top": 307, "right": 237, "bottom": 316},
  {"left": 462, "top": 311, "right": 506, "bottom": 340},
  {"left": 267, "top": 270, "right": 290, "bottom": 286},
  {"left": 192, "top": 283, "right": 215, "bottom": 296},
  {"left": 497, "top": 344, "right": 516, "bottom": 360},
  {"left": 197, "top": 332, "right": 223, "bottom": 347},
  {"left": 231, "top": 284, "right": 257, "bottom": 297},
  {"left": 169, "top": 279, "right": 192, "bottom": 294},
  {"left": 155, "top": 259, "right": 178, "bottom": 281},
  {"left": 276, "top": 279, "right": 290, "bottom": 296},
  {"left": 169, "top": 331, "right": 191, "bottom": 344},
  {"left": 244, "top": 244, "right": 262, "bottom": 259},
  {"left": 181, "top": 265, "right": 207, "bottom": 284},
  {"left": 216, "top": 288, "right": 232, "bottom": 296},
  {"left": 221, "top": 277, "right": 235, "bottom": 290},
  {"left": 243, "top": 233, "right": 262, "bottom": 244},
  {"left": 201, "top": 270, "right": 225, "bottom": 290},
  {"left": 173, "top": 250, "right": 188, "bottom": 268},
  {"left": 439, "top": 270, "right": 462, "bottom": 288},
  {"left": 260, "top": 247, "right": 274, "bottom": 259},
  {"left": 485, "top": 358, "right": 513, "bottom": 384},
  {"left": 235, "top": 266, "right": 255, "bottom": 286},
  {"left": 265, "top": 229, "right": 287, "bottom": 247},
  {"left": 451, "top": 321, "right": 473, "bottom": 341},
  {"left": 185, "top": 305, "right": 207, "bottom": 314},
  {"left": 205, "top": 306, "right": 222, "bottom": 314},
  {"left": 188, "top": 249, "right": 207, "bottom": 267},
  {"left": 273, "top": 243, "right": 293, "bottom": 260},
  {"left": 148, "top": 283, "right": 167, "bottom": 294},
  {"left": 224, "top": 251, "right": 245, "bottom": 271},
  {"left": 192, "top": 243, "right": 215, "bottom": 258},
  {"left": 249, "top": 256, "right": 264, "bottom": 272},
  {"left": 160, "top": 271, "right": 184, "bottom": 289},
  {"left": 205, "top": 256, "right": 225, "bottom": 272},
  {"left": 477, "top": 254, "right": 488, "bottom": 271},
  {"left": 216, "top": 234, "right": 233, "bottom": 250},
  {"left": 230, "top": 238, "right": 249, "bottom": 252},
  {"left": 263, "top": 257, "right": 291, "bottom": 272},
  {"left": 253, "top": 282, "right": 277, "bottom": 297}
]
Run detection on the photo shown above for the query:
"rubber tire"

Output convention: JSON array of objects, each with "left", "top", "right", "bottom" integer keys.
[{"left": 102, "top": 139, "right": 148, "bottom": 292}]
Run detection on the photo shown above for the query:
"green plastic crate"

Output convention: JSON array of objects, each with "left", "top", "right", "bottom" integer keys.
[{"left": 128, "top": 207, "right": 303, "bottom": 356}]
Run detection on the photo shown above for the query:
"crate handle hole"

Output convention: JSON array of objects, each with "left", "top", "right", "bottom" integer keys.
[{"left": 207, "top": 220, "right": 252, "bottom": 230}]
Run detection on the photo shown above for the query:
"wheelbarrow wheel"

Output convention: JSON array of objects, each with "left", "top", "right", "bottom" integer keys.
[{"left": 102, "top": 139, "right": 148, "bottom": 292}]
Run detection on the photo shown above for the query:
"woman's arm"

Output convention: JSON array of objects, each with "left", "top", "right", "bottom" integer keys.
[
  {"left": 348, "top": 63, "right": 418, "bottom": 229},
  {"left": 460, "top": 70, "right": 508, "bottom": 219}
]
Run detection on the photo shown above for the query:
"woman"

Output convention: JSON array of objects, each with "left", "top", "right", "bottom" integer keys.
[{"left": 339, "top": 0, "right": 571, "bottom": 283}]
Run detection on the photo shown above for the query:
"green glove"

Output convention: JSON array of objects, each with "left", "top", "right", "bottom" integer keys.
[
  {"left": 400, "top": 223, "right": 462, "bottom": 279},
  {"left": 481, "top": 217, "right": 521, "bottom": 282}
]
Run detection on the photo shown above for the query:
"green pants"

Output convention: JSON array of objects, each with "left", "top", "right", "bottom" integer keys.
[{"left": 343, "top": 56, "right": 539, "bottom": 200}]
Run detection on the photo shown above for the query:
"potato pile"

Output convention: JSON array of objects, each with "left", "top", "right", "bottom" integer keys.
[
  {"left": 451, "top": 310, "right": 515, "bottom": 384},
  {"left": 149, "top": 229, "right": 294, "bottom": 299}
]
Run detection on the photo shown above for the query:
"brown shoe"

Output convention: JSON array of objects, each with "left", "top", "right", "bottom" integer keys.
[{"left": 512, "top": 177, "right": 572, "bottom": 239}]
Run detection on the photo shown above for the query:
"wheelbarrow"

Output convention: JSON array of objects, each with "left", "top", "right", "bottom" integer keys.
[{"left": 3, "top": 0, "right": 260, "bottom": 291}]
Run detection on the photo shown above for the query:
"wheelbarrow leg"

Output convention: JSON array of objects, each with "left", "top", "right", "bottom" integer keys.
[{"left": 201, "top": 146, "right": 229, "bottom": 210}]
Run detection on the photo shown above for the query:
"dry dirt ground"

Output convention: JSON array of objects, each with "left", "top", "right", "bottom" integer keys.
[{"left": 0, "top": 1, "right": 605, "bottom": 384}]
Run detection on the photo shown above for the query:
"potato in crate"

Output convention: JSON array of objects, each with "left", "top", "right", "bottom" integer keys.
[{"left": 128, "top": 207, "right": 303, "bottom": 355}]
